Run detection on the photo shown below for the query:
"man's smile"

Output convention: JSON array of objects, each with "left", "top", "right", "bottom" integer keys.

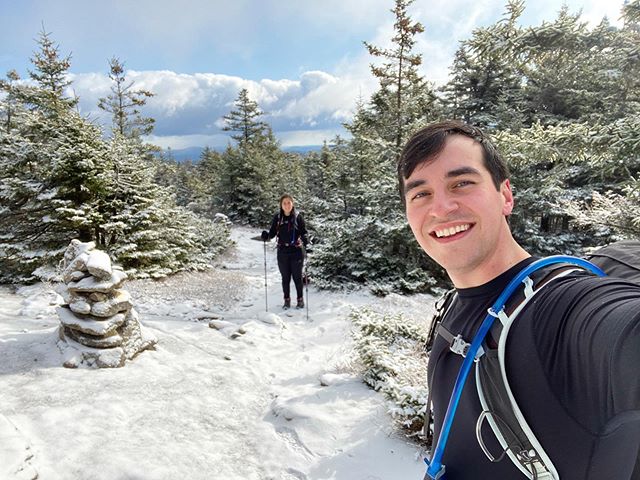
[{"left": 430, "top": 223, "right": 473, "bottom": 240}]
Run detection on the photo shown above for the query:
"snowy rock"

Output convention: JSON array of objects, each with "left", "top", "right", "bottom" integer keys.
[
  {"left": 69, "top": 297, "right": 91, "bottom": 315},
  {"left": 86, "top": 250, "right": 113, "bottom": 280},
  {"left": 258, "top": 311, "right": 284, "bottom": 326},
  {"left": 58, "top": 335, "right": 126, "bottom": 368},
  {"left": 63, "top": 239, "right": 95, "bottom": 266},
  {"left": 69, "top": 270, "right": 88, "bottom": 282},
  {"left": 67, "top": 269, "right": 128, "bottom": 293},
  {"left": 63, "top": 327, "right": 123, "bottom": 348},
  {"left": 56, "top": 284, "right": 71, "bottom": 304},
  {"left": 63, "top": 252, "right": 89, "bottom": 276},
  {"left": 62, "top": 251, "right": 89, "bottom": 279},
  {"left": 319, "top": 373, "right": 359, "bottom": 387},
  {"left": 90, "top": 290, "right": 132, "bottom": 317},
  {"left": 94, "top": 347, "right": 127, "bottom": 368},
  {"left": 209, "top": 319, "right": 235, "bottom": 330},
  {"left": 89, "top": 292, "right": 108, "bottom": 302},
  {"left": 56, "top": 240, "right": 156, "bottom": 368},
  {"left": 57, "top": 307, "right": 126, "bottom": 336},
  {"left": 119, "top": 309, "right": 157, "bottom": 360}
]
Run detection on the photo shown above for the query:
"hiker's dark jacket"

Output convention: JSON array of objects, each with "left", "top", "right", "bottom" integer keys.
[
  {"left": 266, "top": 209, "right": 308, "bottom": 253},
  {"left": 428, "top": 257, "right": 640, "bottom": 479}
]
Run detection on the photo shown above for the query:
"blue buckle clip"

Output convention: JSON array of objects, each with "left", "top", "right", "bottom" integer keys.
[{"left": 423, "top": 457, "right": 446, "bottom": 480}]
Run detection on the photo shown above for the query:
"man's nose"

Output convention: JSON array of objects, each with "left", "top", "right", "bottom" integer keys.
[{"left": 429, "top": 191, "right": 458, "bottom": 218}]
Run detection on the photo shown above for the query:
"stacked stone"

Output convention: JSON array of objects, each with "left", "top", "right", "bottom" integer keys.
[{"left": 57, "top": 239, "right": 156, "bottom": 368}]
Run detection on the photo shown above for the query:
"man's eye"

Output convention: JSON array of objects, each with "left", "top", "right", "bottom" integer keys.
[
  {"left": 454, "top": 180, "right": 473, "bottom": 188},
  {"left": 411, "top": 191, "right": 430, "bottom": 200}
]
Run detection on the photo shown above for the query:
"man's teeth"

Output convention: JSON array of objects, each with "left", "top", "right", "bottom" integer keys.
[{"left": 435, "top": 224, "right": 470, "bottom": 238}]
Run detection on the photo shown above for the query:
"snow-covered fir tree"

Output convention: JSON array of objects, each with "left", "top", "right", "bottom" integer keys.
[
  {"left": 98, "top": 56, "right": 155, "bottom": 138},
  {"left": 309, "top": 0, "right": 445, "bottom": 294},
  {"left": 0, "top": 30, "right": 230, "bottom": 282},
  {"left": 0, "top": 31, "right": 111, "bottom": 281},
  {"left": 216, "top": 89, "right": 306, "bottom": 225},
  {"left": 98, "top": 134, "right": 229, "bottom": 278}
]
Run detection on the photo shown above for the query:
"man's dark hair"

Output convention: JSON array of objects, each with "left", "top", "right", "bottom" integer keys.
[{"left": 397, "top": 120, "right": 509, "bottom": 204}]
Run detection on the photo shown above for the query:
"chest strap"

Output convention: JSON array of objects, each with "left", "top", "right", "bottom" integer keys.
[{"left": 438, "top": 326, "right": 486, "bottom": 360}]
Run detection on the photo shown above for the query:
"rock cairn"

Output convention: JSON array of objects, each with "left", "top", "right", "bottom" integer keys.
[{"left": 57, "top": 240, "right": 156, "bottom": 368}]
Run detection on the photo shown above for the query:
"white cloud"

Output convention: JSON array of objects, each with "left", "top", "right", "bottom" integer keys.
[
  {"left": 49, "top": 0, "right": 629, "bottom": 150},
  {"left": 279, "top": 129, "right": 350, "bottom": 148},
  {"left": 72, "top": 67, "right": 365, "bottom": 148},
  {"left": 145, "top": 133, "right": 230, "bottom": 150}
]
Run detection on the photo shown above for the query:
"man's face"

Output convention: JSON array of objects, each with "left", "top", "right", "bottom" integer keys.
[{"left": 403, "top": 135, "right": 514, "bottom": 284}]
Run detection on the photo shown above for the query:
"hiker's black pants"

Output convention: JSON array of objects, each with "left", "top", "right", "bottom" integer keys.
[{"left": 277, "top": 247, "right": 304, "bottom": 300}]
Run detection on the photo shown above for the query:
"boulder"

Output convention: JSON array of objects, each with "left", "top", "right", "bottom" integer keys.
[
  {"left": 64, "top": 326, "right": 124, "bottom": 349},
  {"left": 86, "top": 250, "right": 113, "bottom": 280},
  {"left": 69, "top": 297, "right": 91, "bottom": 315},
  {"left": 57, "top": 306, "right": 126, "bottom": 336},
  {"left": 67, "top": 269, "right": 128, "bottom": 293},
  {"left": 90, "top": 290, "right": 132, "bottom": 317},
  {"left": 63, "top": 240, "right": 95, "bottom": 267},
  {"left": 89, "top": 292, "right": 108, "bottom": 302}
]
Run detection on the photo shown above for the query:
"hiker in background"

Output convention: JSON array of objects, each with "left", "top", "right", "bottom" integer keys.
[
  {"left": 398, "top": 120, "right": 640, "bottom": 479},
  {"left": 262, "top": 194, "right": 309, "bottom": 310}
]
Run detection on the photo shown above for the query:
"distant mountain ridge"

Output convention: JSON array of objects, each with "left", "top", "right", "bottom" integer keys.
[{"left": 159, "top": 145, "right": 323, "bottom": 163}]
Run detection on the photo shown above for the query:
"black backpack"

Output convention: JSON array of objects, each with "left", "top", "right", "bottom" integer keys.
[
  {"left": 423, "top": 241, "right": 640, "bottom": 479},
  {"left": 585, "top": 240, "right": 640, "bottom": 282}
]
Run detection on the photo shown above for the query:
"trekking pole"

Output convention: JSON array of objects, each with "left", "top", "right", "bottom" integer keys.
[
  {"left": 305, "top": 254, "right": 309, "bottom": 321},
  {"left": 263, "top": 240, "right": 268, "bottom": 312}
]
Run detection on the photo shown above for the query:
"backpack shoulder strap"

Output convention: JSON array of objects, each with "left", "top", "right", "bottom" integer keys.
[
  {"left": 423, "top": 288, "right": 457, "bottom": 447},
  {"left": 425, "top": 288, "right": 457, "bottom": 354},
  {"left": 275, "top": 213, "right": 283, "bottom": 243},
  {"left": 475, "top": 264, "right": 590, "bottom": 480}
]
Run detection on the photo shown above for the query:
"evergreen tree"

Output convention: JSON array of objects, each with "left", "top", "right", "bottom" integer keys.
[
  {"left": 516, "top": 7, "right": 613, "bottom": 125},
  {"left": 0, "top": 31, "right": 108, "bottom": 281},
  {"left": 0, "top": 102, "right": 110, "bottom": 281},
  {"left": 364, "top": 0, "right": 438, "bottom": 157},
  {"left": 222, "top": 88, "right": 268, "bottom": 145},
  {"left": 98, "top": 56, "right": 155, "bottom": 138},
  {"left": 494, "top": 117, "right": 640, "bottom": 254},
  {"left": 187, "top": 147, "right": 226, "bottom": 218},
  {"left": 217, "top": 90, "right": 302, "bottom": 225},
  {"left": 99, "top": 134, "right": 228, "bottom": 278},
  {"left": 610, "top": 1, "right": 640, "bottom": 119},
  {"left": 310, "top": 0, "right": 445, "bottom": 294},
  {"left": 442, "top": 1, "right": 524, "bottom": 129},
  {"left": 26, "top": 26, "right": 78, "bottom": 113},
  {"left": 0, "top": 70, "right": 22, "bottom": 131},
  {"left": 0, "top": 30, "right": 229, "bottom": 282}
]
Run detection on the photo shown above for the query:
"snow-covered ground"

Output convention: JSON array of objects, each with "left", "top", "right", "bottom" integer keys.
[{"left": 0, "top": 227, "right": 435, "bottom": 480}]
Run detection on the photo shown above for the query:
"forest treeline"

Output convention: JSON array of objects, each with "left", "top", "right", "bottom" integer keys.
[{"left": 2, "top": 0, "right": 640, "bottom": 292}]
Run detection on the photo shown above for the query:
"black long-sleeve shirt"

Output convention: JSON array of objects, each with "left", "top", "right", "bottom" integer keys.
[
  {"left": 266, "top": 209, "right": 308, "bottom": 252},
  {"left": 428, "top": 258, "right": 640, "bottom": 479}
]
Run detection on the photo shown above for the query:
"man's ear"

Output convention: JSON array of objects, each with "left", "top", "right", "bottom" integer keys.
[{"left": 501, "top": 179, "right": 514, "bottom": 216}]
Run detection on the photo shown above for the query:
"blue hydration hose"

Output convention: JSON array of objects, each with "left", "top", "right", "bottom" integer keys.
[{"left": 423, "top": 256, "right": 606, "bottom": 480}]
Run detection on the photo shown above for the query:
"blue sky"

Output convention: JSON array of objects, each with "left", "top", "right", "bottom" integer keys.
[{"left": 0, "top": 0, "right": 626, "bottom": 150}]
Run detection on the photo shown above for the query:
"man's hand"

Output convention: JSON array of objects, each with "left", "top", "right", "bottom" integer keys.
[{"left": 261, "top": 230, "right": 269, "bottom": 241}]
